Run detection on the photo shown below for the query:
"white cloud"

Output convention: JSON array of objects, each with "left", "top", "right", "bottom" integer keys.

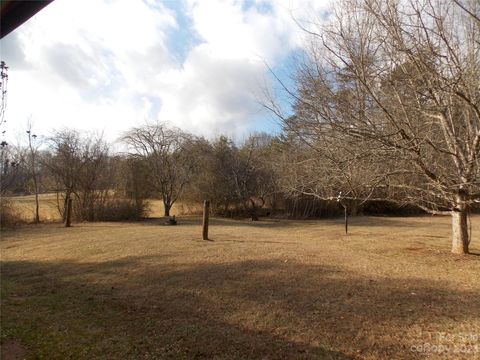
[
  {"left": 155, "top": 44, "right": 266, "bottom": 136},
  {"left": 153, "top": 0, "right": 331, "bottom": 137},
  {"left": 1, "top": 0, "right": 330, "bottom": 142},
  {"left": 2, "top": 0, "right": 177, "bottom": 141}
]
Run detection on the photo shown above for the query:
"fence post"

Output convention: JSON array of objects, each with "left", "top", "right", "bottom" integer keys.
[{"left": 202, "top": 200, "right": 209, "bottom": 240}]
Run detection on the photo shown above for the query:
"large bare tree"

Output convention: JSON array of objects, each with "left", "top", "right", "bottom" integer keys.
[
  {"left": 268, "top": 0, "right": 479, "bottom": 254},
  {"left": 43, "top": 130, "right": 83, "bottom": 220},
  {"left": 44, "top": 129, "right": 110, "bottom": 222},
  {"left": 123, "top": 123, "right": 195, "bottom": 217}
]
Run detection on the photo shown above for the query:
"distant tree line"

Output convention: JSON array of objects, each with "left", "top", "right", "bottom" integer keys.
[
  {"left": 0, "top": 120, "right": 428, "bottom": 225},
  {"left": 0, "top": 124, "right": 297, "bottom": 223}
]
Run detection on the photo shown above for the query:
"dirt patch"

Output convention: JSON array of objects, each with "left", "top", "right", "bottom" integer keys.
[{"left": 1, "top": 338, "right": 28, "bottom": 360}]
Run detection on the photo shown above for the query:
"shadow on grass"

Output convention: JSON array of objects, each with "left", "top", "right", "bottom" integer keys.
[
  {"left": 136, "top": 216, "right": 300, "bottom": 229},
  {"left": 135, "top": 215, "right": 429, "bottom": 230},
  {"left": 2, "top": 257, "right": 479, "bottom": 359}
]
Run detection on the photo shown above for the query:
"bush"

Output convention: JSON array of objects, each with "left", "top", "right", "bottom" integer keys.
[
  {"left": 0, "top": 199, "right": 25, "bottom": 228},
  {"left": 90, "top": 198, "right": 148, "bottom": 221},
  {"left": 175, "top": 202, "right": 203, "bottom": 216},
  {"left": 283, "top": 197, "right": 343, "bottom": 219}
]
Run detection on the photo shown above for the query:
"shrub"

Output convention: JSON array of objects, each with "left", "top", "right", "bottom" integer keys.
[
  {"left": 0, "top": 199, "right": 25, "bottom": 228},
  {"left": 90, "top": 198, "right": 148, "bottom": 221},
  {"left": 283, "top": 197, "right": 343, "bottom": 219},
  {"left": 175, "top": 202, "right": 203, "bottom": 216}
]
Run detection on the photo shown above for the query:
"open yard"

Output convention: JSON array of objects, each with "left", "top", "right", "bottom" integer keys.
[{"left": 1, "top": 216, "right": 480, "bottom": 359}]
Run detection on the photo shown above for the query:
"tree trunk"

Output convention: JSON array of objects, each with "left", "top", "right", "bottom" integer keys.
[
  {"left": 451, "top": 208, "right": 469, "bottom": 255},
  {"left": 62, "top": 191, "right": 71, "bottom": 222},
  {"left": 34, "top": 191, "right": 40, "bottom": 223},
  {"left": 65, "top": 198, "right": 73, "bottom": 227},
  {"left": 163, "top": 201, "right": 171, "bottom": 217},
  {"left": 249, "top": 199, "right": 259, "bottom": 221},
  {"left": 88, "top": 201, "right": 95, "bottom": 222}
]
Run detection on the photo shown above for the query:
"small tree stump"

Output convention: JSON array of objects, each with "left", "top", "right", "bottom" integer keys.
[{"left": 166, "top": 215, "right": 177, "bottom": 225}]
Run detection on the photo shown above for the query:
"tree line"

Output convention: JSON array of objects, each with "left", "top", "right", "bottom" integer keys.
[
  {"left": 0, "top": 119, "right": 449, "bottom": 226},
  {"left": 1, "top": 125, "right": 289, "bottom": 224}
]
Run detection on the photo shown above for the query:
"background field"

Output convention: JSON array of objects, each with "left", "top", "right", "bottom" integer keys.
[
  {"left": 1, "top": 215, "right": 479, "bottom": 359},
  {"left": 3, "top": 194, "right": 197, "bottom": 223}
]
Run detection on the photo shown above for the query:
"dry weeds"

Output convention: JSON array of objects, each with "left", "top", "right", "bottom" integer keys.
[{"left": 5, "top": 194, "right": 190, "bottom": 223}]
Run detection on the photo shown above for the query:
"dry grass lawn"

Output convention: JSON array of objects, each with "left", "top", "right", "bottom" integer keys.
[{"left": 1, "top": 215, "right": 479, "bottom": 359}]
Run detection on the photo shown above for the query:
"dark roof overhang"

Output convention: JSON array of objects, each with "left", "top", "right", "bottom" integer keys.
[{"left": 1, "top": 0, "right": 54, "bottom": 39}]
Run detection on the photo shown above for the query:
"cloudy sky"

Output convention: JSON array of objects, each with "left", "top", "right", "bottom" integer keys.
[{"left": 1, "top": 0, "right": 330, "bottom": 142}]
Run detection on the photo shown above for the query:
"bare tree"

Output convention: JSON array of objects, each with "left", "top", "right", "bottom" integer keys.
[
  {"left": 268, "top": 0, "right": 479, "bottom": 254},
  {"left": 43, "top": 129, "right": 110, "bottom": 222},
  {"left": 181, "top": 134, "right": 277, "bottom": 219},
  {"left": 122, "top": 122, "right": 194, "bottom": 217},
  {"left": 224, "top": 134, "right": 276, "bottom": 221},
  {"left": 26, "top": 122, "right": 40, "bottom": 223},
  {"left": 206, "top": 136, "right": 241, "bottom": 215},
  {"left": 0, "top": 61, "right": 8, "bottom": 128},
  {"left": 117, "top": 155, "right": 151, "bottom": 215},
  {"left": 74, "top": 135, "right": 110, "bottom": 221},
  {"left": 0, "top": 61, "right": 14, "bottom": 195},
  {"left": 43, "top": 129, "right": 82, "bottom": 221},
  {"left": 0, "top": 141, "right": 21, "bottom": 195},
  {"left": 275, "top": 124, "right": 386, "bottom": 216}
]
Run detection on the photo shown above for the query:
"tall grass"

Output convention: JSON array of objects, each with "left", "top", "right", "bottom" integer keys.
[{"left": 0, "top": 199, "right": 25, "bottom": 228}]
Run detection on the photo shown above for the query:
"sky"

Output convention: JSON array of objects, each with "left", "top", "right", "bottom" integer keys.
[{"left": 0, "top": 0, "right": 330, "bottom": 143}]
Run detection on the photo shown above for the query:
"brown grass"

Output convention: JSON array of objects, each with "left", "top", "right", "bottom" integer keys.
[
  {"left": 1, "top": 216, "right": 479, "bottom": 359},
  {"left": 3, "top": 194, "right": 61, "bottom": 222},
  {"left": 5, "top": 194, "right": 193, "bottom": 223}
]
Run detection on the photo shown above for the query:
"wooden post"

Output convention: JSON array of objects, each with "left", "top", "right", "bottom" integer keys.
[
  {"left": 344, "top": 205, "right": 348, "bottom": 234},
  {"left": 202, "top": 200, "right": 209, "bottom": 240},
  {"left": 65, "top": 198, "right": 73, "bottom": 227}
]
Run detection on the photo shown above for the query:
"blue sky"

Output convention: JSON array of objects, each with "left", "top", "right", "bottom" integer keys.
[{"left": 0, "top": 0, "right": 330, "bottom": 142}]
